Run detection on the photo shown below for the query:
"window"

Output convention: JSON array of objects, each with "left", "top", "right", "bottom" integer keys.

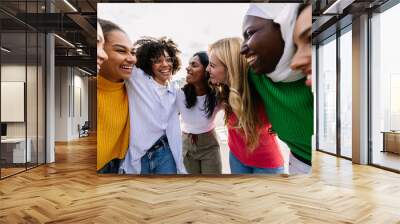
[
  {"left": 0, "top": 1, "right": 46, "bottom": 179},
  {"left": 370, "top": 2, "right": 400, "bottom": 171},
  {"left": 339, "top": 27, "right": 352, "bottom": 158},
  {"left": 317, "top": 35, "right": 337, "bottom": 155}
]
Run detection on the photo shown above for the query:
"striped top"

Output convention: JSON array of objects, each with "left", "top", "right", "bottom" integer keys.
[
  {"left": 97, "top": 75, "right": 130, "bottom": 170},
  {"left": 249, "top": 69, "right": 313, "bottom": 165}
]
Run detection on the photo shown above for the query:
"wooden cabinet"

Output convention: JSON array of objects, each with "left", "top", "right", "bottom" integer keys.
[{"left": 382, "top": 132, "right": 400, "bottom": 154}]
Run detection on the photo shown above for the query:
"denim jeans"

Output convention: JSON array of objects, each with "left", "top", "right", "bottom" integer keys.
[
  {"left": 289, "top": 153, "right": 311, "bottom": 175},
  {"left": 140, "top": 136, "right": 177, "bottom": 174},
  {"left": 98, "top": 158, "right": 121, "bottom": 174},
  {"left": 229, "top": 151, "right": 284, "bottom": 174}
]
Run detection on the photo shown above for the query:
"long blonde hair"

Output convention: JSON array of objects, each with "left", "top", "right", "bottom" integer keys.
[{"left": 209, "top": 37, "right": 261, "bottom": 152}]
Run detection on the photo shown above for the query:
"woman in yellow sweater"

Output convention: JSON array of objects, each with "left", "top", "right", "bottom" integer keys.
[{"left": 97, "top": 19, "right": 137, "bottom": 173}]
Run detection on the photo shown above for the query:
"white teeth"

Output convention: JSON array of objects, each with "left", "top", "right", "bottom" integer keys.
[{"left": 121, "top": 65, "right": 132, "bottom": 69}]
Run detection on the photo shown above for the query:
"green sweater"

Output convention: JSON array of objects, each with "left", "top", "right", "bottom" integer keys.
[{"left": 249, "top": 69, "right": 313, "bottom": 165}]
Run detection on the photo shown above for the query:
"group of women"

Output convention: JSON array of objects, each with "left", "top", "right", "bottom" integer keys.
[{"left": 96, "top": 2, "right": 313, "bottom": 175}]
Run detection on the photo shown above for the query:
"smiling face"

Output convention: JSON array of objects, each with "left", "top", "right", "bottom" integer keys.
[
  {"left": 206, "top": 50, "right": 227, "bottom": 85},
  {"left": 151, "top": 50, "right": 173, "bottom": 85},
  {"left": 240, "top": 15, "right": 284, "bottom": 75},
  {"left": 100, "top": 30, "right": 136, "bottom": 82},
  {"left": 291, "top": 5, "right": 312, "bottom": 86},
  {"left": 186, "top": 55, "right": 206, "bottom": 85},
  {"left": 97, "top": 23, "right": 108, "bottom": 73}
]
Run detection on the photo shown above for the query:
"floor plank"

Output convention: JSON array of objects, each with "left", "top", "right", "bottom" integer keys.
[{"left": 0, "top": 135, "right": 400, "bottom": 223}]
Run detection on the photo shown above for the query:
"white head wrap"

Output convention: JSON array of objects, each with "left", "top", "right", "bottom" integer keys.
[{"left": 245, "top": 3, "right": 304, "bottom": 82}]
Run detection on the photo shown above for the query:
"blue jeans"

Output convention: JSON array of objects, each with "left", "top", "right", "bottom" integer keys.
[
  {"left": 140, "top": 136, "right": 177, "bottom": 174},
  {"left": 229, "top": 151, "right": 284, "bottom": 174},
  {"left": 98, "top": 158, "right": 121, "bottom": 174}
]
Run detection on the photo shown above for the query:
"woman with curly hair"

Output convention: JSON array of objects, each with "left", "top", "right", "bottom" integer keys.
[
  {"left": 176, "top": 51, "right": 222, "bottom": 174},
  {"left": 119, "top": 37, "right": 187, "bottom": 174},
  {"left": 207, "top": 37, "right": 284, "bottom": 174}
]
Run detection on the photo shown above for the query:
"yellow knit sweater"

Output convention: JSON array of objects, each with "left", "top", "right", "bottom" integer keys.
[{"left": 97, "top": 75, "right": 130, "bottom": 170}]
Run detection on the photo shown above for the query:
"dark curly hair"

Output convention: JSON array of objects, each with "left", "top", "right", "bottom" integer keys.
[
  {"left": 134, "top": 36, "right": 181, "bottom": 77},
  {"left": 182, "top": 51, "right": 217, "bottom": 119}
]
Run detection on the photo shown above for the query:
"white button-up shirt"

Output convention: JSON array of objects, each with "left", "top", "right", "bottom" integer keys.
[{"left": 119, "top": 67, "right": 187, "bottom": 174}]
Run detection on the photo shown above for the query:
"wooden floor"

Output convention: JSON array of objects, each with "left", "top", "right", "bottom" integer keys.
[
  {"left": 372, "top": 151, "right": 400, "bottom": 171},
  {"left": 1, "top": 136, "right": 400, "bottom": 223},
  {"left": 1, "top": 163, "right": 46, "bottom": 178},
  {"left": 1, "top": 167, "right": 26, "bottom": 178}
]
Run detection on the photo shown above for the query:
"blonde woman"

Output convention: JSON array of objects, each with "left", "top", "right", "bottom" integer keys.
[{"left": 206, "top": 37, "right": 284, "bottom": 174}]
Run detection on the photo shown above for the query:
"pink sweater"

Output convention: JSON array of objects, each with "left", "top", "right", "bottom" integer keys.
[{"left": 227, "top": 105, "right": 284, "bottom": 168}]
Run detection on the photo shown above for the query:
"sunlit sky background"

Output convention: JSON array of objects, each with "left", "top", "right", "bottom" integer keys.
[{"left": 98, "top": 3, "right": 249, "bottom": 80}]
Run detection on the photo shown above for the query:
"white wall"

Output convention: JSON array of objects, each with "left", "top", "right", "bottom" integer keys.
[
  {"left": 72, "top": 73, "right": 89, "bottom": 137},
  {"left": 1, "top": 65, "right": 38, "bottom": 138},
  {"left": 1, "top": 64, "right": 46, "bottom": 164},
  {"left": 54, "top": 67, "right": 89, "bottom": 141},
  {"left": 55, "top": 66, "right": 69, "bottom": 141},
  {"left": 1, "top": 65, "right": 26, "bottom": 139}
]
